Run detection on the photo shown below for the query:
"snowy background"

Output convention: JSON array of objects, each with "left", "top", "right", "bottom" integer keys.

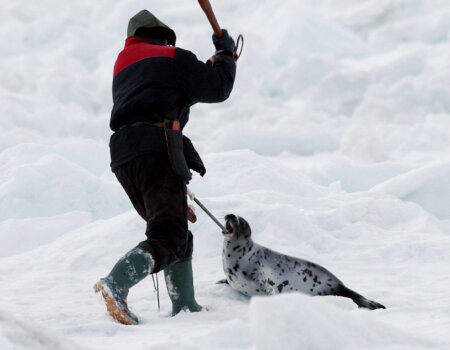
[{"left": 1, "top": 0, "right": 449, "bottom": 349}]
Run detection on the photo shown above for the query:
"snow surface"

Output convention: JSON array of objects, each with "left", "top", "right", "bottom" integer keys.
[{"left": 1, "top": 0, "right": 450, "bottom": 349}]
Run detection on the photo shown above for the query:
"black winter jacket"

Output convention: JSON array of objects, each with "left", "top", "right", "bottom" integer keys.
[{"left": 109, "top": 37, "right": 236, "bottom": 171}]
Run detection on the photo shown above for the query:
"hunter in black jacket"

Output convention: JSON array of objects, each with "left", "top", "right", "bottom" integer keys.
[{"left": 94, "top": 10, "right": 236, "bottom": 325}]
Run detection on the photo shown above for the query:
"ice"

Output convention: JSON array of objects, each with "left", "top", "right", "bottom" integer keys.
[
  {"left": 0, "top": 309, "right": 85, "bottom": 350},
  {"left": 0, "top": 153, "right": 127, "bottom": 220},
  {"left": 371, "top": 159, "right": 450, "bottom": 219},
  {"left": 250, "top": 294, "right": 435, "bottom": 350},
  {"left": 1, "top": 0, "right": 450, "bottom": 349},
  {"left": 0, "top": 212, "right": 91, "bottom": 257}
]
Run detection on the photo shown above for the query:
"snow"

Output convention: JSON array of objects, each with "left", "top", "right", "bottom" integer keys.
[
  {"left": 1, "top": 0, "right": 449, "bottom": 349},
  {"left": 250, "top": 294, "right": 435, "bottom": 350}
]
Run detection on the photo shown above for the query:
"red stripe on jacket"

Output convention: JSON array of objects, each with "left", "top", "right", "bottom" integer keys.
[{"left": 113, "top": 37, "right": 176, "bottom": 77}]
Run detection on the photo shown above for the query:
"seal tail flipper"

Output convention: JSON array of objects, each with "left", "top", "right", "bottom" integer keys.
[{"left": 337, "top": 285, "right": 386, "bottom": 310}]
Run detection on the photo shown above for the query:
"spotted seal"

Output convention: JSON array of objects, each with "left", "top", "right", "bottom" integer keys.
[{"left": 220, "top": 214, "right": 385, "bottom": 310}]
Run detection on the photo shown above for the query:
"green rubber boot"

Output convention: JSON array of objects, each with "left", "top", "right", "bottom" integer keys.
[
  {"left": 164, "top": 259, "right": 202, "bottom": 316},
  {"left": 94, "top": 246, "right": 155, "bottom": 325}
]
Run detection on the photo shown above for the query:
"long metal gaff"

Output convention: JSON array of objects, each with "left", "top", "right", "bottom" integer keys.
[{"left": 187, "top": 188, "right": 227, "bottom": 233}]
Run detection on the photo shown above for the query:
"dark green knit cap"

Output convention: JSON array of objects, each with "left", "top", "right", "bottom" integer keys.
[{"left": 127, "top": 10, "right": 176, "bottom": 45}]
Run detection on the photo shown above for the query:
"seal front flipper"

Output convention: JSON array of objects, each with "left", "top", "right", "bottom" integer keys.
[
  {"left": 256, "top": 280, "right": 275, "bottom": 296},
  {"left": 216, "top": 279, "right": 229, "bottom": 284}
]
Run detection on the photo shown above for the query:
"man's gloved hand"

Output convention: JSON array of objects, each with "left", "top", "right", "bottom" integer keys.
[
  {"left": 188, "top": 204, "right": 197, "bottom": 223},
  {"left": 212, "top": 29, "right": 235, "bottom": 54}
]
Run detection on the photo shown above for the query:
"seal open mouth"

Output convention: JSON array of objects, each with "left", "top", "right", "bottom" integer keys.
[
  {"left": 226, "top": 220, "right": 234, "bottom": 234},
  {"left": 224, "top": 214, "right": 236, "bottom": 236}
]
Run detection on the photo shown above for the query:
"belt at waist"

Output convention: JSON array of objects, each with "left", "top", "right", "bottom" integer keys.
[
  {"left": 119, "top": 121, "right": 164, "bottom": 130},
  {"left": 119, "top": 120, "right": 180, "bottom": 131}
]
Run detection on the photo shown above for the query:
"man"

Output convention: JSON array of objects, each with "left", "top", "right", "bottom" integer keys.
[{"left": 94, "top": 9, "right": 236, "bottom": 325}]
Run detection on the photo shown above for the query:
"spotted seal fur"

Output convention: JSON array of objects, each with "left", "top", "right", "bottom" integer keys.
[{"left": 220, "top": 214, "right": 385, "bottom": 310}]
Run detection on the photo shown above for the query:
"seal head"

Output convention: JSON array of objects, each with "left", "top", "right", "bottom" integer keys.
[{"left": 224, "top": 214, "right": 251, "bottom": 239}]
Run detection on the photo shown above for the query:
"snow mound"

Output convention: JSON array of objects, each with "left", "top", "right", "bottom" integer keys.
[
  {"left": 0, "top": 309, "right": 87, "bottom": 350},
  {"left": 370, "top": 159, "right": 450, "bottom": 219},
  {"left": 0, "top": 153, "right": 127, "bottom": 220},
  {"left": 0, "top": 211, "right": 91, "bottom": 257},
  {"left": 250, "top": 294, "right": 434, "bottom": 350}
]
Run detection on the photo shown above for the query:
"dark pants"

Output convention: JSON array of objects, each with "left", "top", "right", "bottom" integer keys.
[{"left": 114, "top": 153, "right": 193, "bottom": 273}]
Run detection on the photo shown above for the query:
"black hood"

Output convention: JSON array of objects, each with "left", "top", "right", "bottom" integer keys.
[{"left": 127, "top": 9, "right": 176, "bottom": 46}]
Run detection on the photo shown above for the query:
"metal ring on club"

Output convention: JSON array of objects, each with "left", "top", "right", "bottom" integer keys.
[{"left": 235, "top": 34, "right": 244, "bottom": 60}]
